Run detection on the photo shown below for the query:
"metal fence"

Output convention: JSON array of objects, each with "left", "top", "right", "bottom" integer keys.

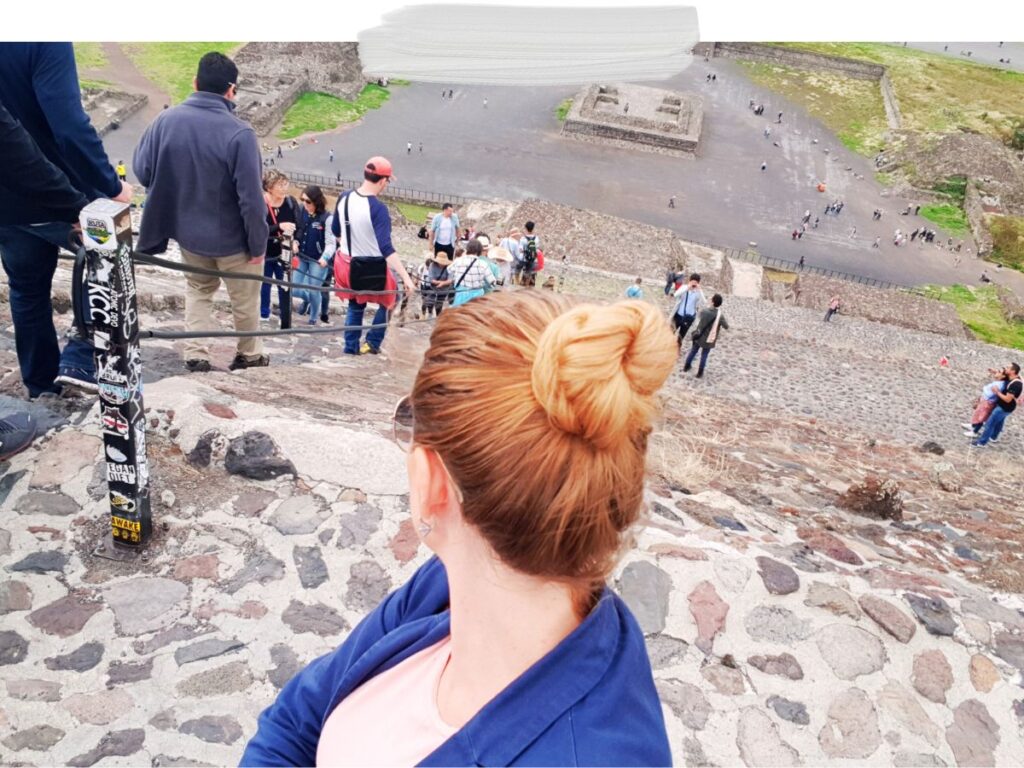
[{"left": 286, "top": 171, "right": 472, "bottom": 208}]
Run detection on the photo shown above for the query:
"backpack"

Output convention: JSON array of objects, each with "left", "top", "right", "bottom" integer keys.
[
  {"left": 417, "top": 225, "right": 428, "bottom": 239},
  {"left": 522, "top": 235, "right": 538, "bottom": 266}
]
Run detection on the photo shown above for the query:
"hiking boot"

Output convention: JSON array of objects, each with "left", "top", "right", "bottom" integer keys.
[
  {"left": 319, "top": 315, "right": 331, "bottom": 325},
  {"left": 229, "top": 354, "right": 270, "bottom": 371},
  {"left": 55, "top": 368, "right": 99, "bottom": 395},
  {"left": 695, "top": 370, "right": 705, "bottom": 379},
  {"left": 360, "top": 342, "right": 380, "bottom": 355},
  {"left": 186, "top": 359, "right": 212, "bottom": 373},
  {"left": 0, "top": 413, "right": 37, "bottom": 462},
  {"left": 682, "top": 364, "right": 691, "bottom": 373}
]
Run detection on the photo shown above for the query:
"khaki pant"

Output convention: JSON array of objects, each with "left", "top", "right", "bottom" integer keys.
[{"left": 181, "top": 249, "right": 263, "bottom": 361}]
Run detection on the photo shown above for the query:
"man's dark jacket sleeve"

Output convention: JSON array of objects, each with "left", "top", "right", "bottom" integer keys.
[{"left": 0, "top": 99, "right": 88, "bottom": 224}]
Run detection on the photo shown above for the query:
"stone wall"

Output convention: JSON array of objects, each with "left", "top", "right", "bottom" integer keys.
[
  {"left": 784, "top": 274, "right": 967, "bottom": 338},
  {"left": 964, "top": 181, "right": 995, "bottom": 257},
  {"left": 235, "top": 76, "right": 307, "bottom": 138},
  {"left": 82, "top": 87, "right": 148, "bottom": 137},
  {"left": 879, "top": 73, "right": 902, "bottom": 130},
  {"left": 996, "top": 285, "right": 1024, "bottom": 323},
  {"left": 710, "top": 42, "right": 885, "bottom": 80},
  {"left": 718, "top": 253, "right": 735, "bottom": 295}
]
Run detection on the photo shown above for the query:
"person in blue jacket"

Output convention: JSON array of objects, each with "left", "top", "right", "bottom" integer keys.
[
  {"left": 0, "top": 43, "right": 132, "bottom": 398},
  {"left": 241, "top": 291, "right": 678, "bottom": 767}
]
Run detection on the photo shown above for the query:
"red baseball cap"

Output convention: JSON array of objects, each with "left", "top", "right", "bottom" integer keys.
[{"left": 364, "top": 156, "right": 395, "bottom": 181}]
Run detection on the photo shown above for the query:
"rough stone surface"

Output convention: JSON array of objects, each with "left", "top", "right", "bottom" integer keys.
[
  {"left": 233, "top": 489, "right": 278, "bottom": 517},
  {"left": 105, "top": 577, "right": 188, "bottom": 635},
  {"left": 969, "top": 654, "right": 1001, "bottom": 693},
  {"left": 804, "top": 581, "right": 861, "bottom": 618},
  {"left": 713, "top": 558, "right": 750, "bottom": 593},
  {"left": 3, "top": 724, "right": 66, "bottom": 752},
  {"left": 756, "top": 556, "right": 800, "bottom": 595},
  {"left": 176, "top": 661, "right": 254, "bottom": 698},
  {"left": 767, "top": 695, "right": 810, "bottom": 725},
  {"left": 107, "top": 657, "right": 154, "bottom": 686},
  {"left": 67, "top": 728, "right": 146, "bottom": 767},
  {"left": 222, "top": 549, "right": 286, "bottom": 594},
  {"left": 268, "top": 643, "right": 302, "bottom": 689},
  {"left": 893, "top": 753, "right": 948, "bottom": 768},
  {"left": 687, "top": 580, "right": 728, "bottom": 654},
  {"left": 618, "top": 560, "right": 673, "bottom": 634},
  {"left": 912, "top": 649, "right": 954, "bottom": 704},
  {"left": 27, "top": 594, "right": 101, "bottom": 637},
  {"left": 700, "top": 663, "right": 745, "bottom": 695},
  {"left": 44, "top": 641, "right": 104, "bottom": 672},
  {"left": 267, "top": 495, "right": 326, "bottom": 535},
  {"left": 877, "top": 681, "right": 942, "bottom": 748},
  {"left": 818, "top": 688, "right": 882, "bottom": 759},
  {"left": 0, "top": 579, "right": 33, "bottom": 612},
  {"left": 294, "top": 545, "right": 329, "bottom": 589},
  {"left": 645, "top": 634, "right": 689, "bottom": 669},
  {"left": 225, "top": 431, "right": 297, "bottom": 480},
  {"left": 748, "top": 652, "right": 804, "bottom": 680},
  {"left": 744, "top": 605, "right": 811, "bottom": 644},
  {"left": 62, "top": 689, "right": 134, "bottom": 725},
  {"left": 346, "top": 560, "right": 392, "bottom": 614},
  {"left": 180, "top": 715, "right": 244, "bottom": 745},
  {"left": 336, "top": 502, "right": 383, "bottom": 548},
  {"left": 6, "top": 678, "right": 61, "bottom": 702},
  {"left": 904, "top": 593, "right": 957, "bottom": 637},
  {"left": 15, "top": 490, "right": 80, "bottom": 516},
  {"left": 992, "top": 631, "right": 1024, "bottom": 670},
  {"left": 282, "top": 599, "right": 348, "bottom": 636},
  {"left": 29, "top": 430, "right": 98, "bottom": 488},
  {"left": 945, "top": 699, "right": 1000, "bottom": 767},
  {"left": 737, "top": 707, "right": 803, "bottom": 767},
  {"left": 174, "top": 638, "right": 245, "bottom": 666},
  {"left": 173, "top": 554, "right": 220, "bottom": 581},
  {"left": 816, "top": 624, "right": 886, "bottom": 680},
  {"left": 9, "top": 549, "right": 68, "bottom": 573},
  {"left": 859, "top": 594, "right": 917, "bottom": 643},
  {"left": 796, "top": 527, "right": 863, "bottom": 565},
  {"left": 656, "top": 679, "right": 710, "bottom": 730}
]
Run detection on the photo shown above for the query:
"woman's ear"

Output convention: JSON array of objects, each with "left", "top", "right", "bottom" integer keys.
[{"left": 407, "top": 446, "right": 460, "bottom": 519}]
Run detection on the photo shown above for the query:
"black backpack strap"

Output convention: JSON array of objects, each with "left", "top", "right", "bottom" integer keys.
[
  {"left": 453, "top": 257, "right": 479, "bottom": 291},
  {"left": 343, "top": 192, "right": 353, "bottom": 257}
]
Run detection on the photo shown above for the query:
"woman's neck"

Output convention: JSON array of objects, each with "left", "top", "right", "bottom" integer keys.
[{"left": 437, "top": 546, "right": 581, "bottom": 728}]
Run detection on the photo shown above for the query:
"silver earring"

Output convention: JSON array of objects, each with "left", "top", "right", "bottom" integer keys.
[{"left": 417, "top": 521, "right": 432, "bottom": 537}]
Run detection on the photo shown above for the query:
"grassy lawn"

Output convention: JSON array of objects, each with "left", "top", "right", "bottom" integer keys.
[
  {"left": 395, "top": 202, "right": 436, "bottom": 224},
  {"left": 74, "top": 43, "right": 108, "bottom": 71},
  {"left": 555, "top": 98, "right": 573, "bottom": 122},
  {"left": 80, "top": 79, "right": 114, "bottom": 91},
  {"left": 775, "top": 43, "right": 1024, "bottom": 143},
  {"left": 277, "top": 85, "right": 391, "bottom": 140},
  {"left": 988, "top": 215, "right": 1024, "bottom": 272},
  {"left": 922, "top": 284, "right": 1024, "bottom": 350},
  {"left": 919, "top": 204, "right": 970, "bottom": 236},
  {"left": 124, "top": 43, "right": 242, "bottom": 103},
  {"left": 737, "top": 61, "right": 888, "bottom": 155}
]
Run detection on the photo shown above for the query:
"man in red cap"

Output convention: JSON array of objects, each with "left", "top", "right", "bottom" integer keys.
[{"left": 332, "top": 157, "right": 417, "bottom": 355}]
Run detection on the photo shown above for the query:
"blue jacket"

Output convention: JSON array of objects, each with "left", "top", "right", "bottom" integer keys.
[
  {"left": 295, "top": 209, "right": 329, "bottom": 261},
  {"left": 133, "top": 91, "right": 268, "bottom": 258},
  {"left": 241, "top": 557, "right": 671, "bottom": 767},
  {"left": 0, "top": 43, "right": 120, "bottom": 225}
]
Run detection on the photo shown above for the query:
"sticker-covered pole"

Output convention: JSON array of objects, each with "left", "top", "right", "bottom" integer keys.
[{"left": 80, "top": 200, "right": 151, "bottom": 551}]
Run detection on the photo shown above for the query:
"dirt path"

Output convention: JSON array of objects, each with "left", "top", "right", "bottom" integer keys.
[{"left": 85, "top": 43, "right": 171, "bottom": 121}]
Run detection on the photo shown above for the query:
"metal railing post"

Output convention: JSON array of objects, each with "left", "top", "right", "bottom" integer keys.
[{"left": 80, "top": 200, "right": 152, "bottom": 556}]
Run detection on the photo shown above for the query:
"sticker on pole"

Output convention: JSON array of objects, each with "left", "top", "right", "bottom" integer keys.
[{"left": 102, "top": 406, "right": 129, "bottom": 437}]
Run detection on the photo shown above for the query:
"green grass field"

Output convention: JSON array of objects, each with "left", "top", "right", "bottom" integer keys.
[
  {"left": 555, "top": 98, "right": 573, "bottom": 122},
  {"left": 79, "top": 79, "right": 114, "bottom": 91},
  {"left": 73, "top": 43, "right": 108, "bottom": 72},
  {"left": 988, "top": 215, "right": 1024, "bottom": 272},
  {"left": 123, "top": 43, "right": 242, "bottom": 103},
  {"left": 738, "top": 60, "right": 889, "bottom": 155},
  {"left": 277, "top": 86, "right": 391, "bottom": 139},
  {"left": 776, "top": 43, "right": 1024, "bottom": 144},
  {"left": 922, "top": 284, "right": 1024, "bottom": 350},
  {"left": 395, "top": 202, "right": 436, "bottom": 224},
  {"left": 919, "top": 204, "right": 970, "bottom": 236}
]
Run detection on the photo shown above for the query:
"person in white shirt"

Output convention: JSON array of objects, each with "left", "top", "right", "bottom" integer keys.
[
  {"left": 428, "top": 203, "right": 460, "bottom": 261},
  {"left": 671, "top": 273, "right": 706, "bottom": 348}
]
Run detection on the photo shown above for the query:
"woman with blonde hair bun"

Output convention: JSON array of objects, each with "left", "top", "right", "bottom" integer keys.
[{"left": 242, "top": 292, "right": 678, "bottom": 767}]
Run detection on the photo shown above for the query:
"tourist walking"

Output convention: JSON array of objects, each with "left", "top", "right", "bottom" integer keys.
[
  {"left": 625, "top": 277, "right": 644, "bottom": 299},
  {"left": 428, "top": 202, "right": 460, "bottom": 260},
  {"left": 407, "top": 141, "right": 412, "bottom": 154},
  {"left": 449, "top": 238, "right": 496, "bottom": 307},
  {"left": 499, "top": 228, "right": 522, "bottom": 268},
  {"left": 421, "top": 253, "right": 452, "bottom": 317},
  {"left": 683, "top": 294, "right": 728, "bottom": 378},
  {"left": 761, "top": 161, "right": 767, "bottom": 172},
  {"left": 116, "top": 160, "right": 127, "bottom": 181},
  {"left": 0, "top": 43, "right": 130, "bottom": 396},
  {"left": 517, "top": 221, "right": 541, "bottom": 287},
  {"left": 824, "top": 295, "right": 841, "bottom": 322},
  {"left": 964, "top": 366, "right": 1009, "bottom": 438},
  {"left": 671, "top": 273, "right": 705, "bottom": 348},
  {"left": 241, "top": 292, "right": 676, "bottom": 767},
  {"left": 973, "top": 363, "right": 1022, "bottom": 447},
  {"left": 134, "top": 52, "right": 270, "bottom": 372},
  {"left": 668, "top": 195, "right": 676, "bottom": 208},
  {"left": 329, "top": 148, "right": 334, "bottom": 163},
  {"left": 259, "top": 169, "right": 298, "bottom": 321},
  {"left": 292, "top": 185, "right": 330, "bottom": 326},
  {"left": 332, "top": 156, "right": 417, "bottom": 355}
]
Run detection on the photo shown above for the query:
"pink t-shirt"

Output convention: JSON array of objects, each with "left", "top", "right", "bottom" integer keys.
[{"left": 316, "top": 637, "right": 457, "bottom": 767}]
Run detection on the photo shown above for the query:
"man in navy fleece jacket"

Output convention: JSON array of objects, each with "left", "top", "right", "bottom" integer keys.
[
  {"left": 0, "top": 43, "right": 131, "bottom": 398},
  {"left": 133, "top": 51, "right": 270, "bottom": 372}
]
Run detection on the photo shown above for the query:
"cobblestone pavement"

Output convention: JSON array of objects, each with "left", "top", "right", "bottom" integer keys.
[{"left": 1, "top": 270, "right": 1023, "bottom": 765}]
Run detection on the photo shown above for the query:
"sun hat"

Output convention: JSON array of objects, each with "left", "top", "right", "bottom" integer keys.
[{"left": 488, "top": 246, "right": 513, "bottom": 262}]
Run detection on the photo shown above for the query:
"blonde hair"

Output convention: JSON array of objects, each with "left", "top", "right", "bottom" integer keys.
[
  {"left": 262, "top": 169, "right": 289, "bottom": 192},
  {"left": 411, "top": 291, "right": 677, "bottom": 614}
]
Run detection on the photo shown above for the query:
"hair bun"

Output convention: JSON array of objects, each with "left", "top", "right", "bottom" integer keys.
[{"left": 531, "top": 301, "right": 677, "bottom": 449}]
